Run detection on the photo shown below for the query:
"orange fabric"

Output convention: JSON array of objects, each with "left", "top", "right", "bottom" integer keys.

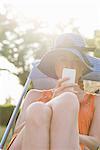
[
  {"left": 38, "top": 90, "right": 53, "bottom": 102},
  {"left": 7, "top": 90, "right": 95, "bottom": 150},
  {"left": 78, "top": 94, "right": 95, "bottom": 150}
]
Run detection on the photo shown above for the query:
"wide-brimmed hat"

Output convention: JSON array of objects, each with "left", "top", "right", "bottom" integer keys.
[
  {"left": 32, "top": 33, "right": 100, "bottom": 81},
  {"left": 52, "top": 33, "right": 100, "bottom": 81}
]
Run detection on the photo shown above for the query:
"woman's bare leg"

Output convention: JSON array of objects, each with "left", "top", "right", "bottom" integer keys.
[
  {"left": 9, "top": 89, "right": 41, "bottom": 150},
  {"left": 47, "top": 92, "right": 80, "bottom": 150},
  {"left": 9, "top": 89, "right": 42, "bottom": 150},
  {"left": 21, "top": 102, "right": 51, "bottom": 150},
  {"left": 15, "top": 89, "right": 42, "bottom": 131},
  {"left": 10, "top": 102, "right": 51, "bottom": 150}
]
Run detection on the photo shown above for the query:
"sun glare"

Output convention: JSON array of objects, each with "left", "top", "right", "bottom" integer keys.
[{"left": 1, "top": 0, "right": 100, "bottom": 37}]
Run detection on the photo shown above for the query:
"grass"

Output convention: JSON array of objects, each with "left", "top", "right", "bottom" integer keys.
[{"left": 0, "top": 125, "right": 13, "bottom": 150}]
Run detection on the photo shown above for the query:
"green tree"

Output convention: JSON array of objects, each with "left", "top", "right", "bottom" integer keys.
[{"left": 0, "top": 5, "right": 53, "bottom": 85}]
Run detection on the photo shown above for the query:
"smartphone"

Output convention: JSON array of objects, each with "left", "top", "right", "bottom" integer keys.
[{"left": 62, "top": 68, "right": 76, "bottom": 84}]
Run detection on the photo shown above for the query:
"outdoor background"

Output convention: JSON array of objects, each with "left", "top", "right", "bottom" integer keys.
[{"left": 0, "top": 0, "right": 100, "bottom": 148}]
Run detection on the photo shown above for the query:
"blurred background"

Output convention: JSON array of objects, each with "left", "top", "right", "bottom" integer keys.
[{"left": 0, "top": 0, "right": 100, "bottom": 144}]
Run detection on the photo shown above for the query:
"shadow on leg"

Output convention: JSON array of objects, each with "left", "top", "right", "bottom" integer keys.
[{"left": 47, "top": 92, "right": 80, "bottom": 150}]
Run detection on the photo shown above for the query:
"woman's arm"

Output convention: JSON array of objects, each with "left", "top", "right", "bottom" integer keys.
[{"left": 79, "top": 134, "right": 100, "bottom": 150}]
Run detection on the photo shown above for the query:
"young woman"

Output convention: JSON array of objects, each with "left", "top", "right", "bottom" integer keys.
[
  {"left": 31, "top": 33, "right": 100, "bottom": 90},
  {"left": 7, "top": 34, "right": 100, "bottom": 150}
]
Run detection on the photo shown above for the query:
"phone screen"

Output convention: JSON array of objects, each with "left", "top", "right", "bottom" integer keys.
[{"left": 62, "top": 68, "right": 76, "bottom": 84}]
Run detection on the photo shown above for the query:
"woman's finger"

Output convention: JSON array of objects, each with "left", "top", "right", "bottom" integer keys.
[
  {"left": 53, "top": 83, "right": 79, "bottom": 97},
  {"left": 62, "top": 83, "right": 78, "bottom": 88},
  {"left": 56, "top": 83, "right": 78, "bottom": 93},
  {"left": 62, "top": 89, "right": 78, "bottom": 94},
  {"left": 56, "top": 77, "right": 69, "bottom": 87},
  {"left": 54, "top": 88, "right": 78, "bottom": 97}
]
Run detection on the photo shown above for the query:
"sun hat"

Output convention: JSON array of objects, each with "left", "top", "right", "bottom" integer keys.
[
  {"left": 53, "top": 33, "right": 95, "bottom": 70},
  {"left": 52, "top": 33, "right": 100, "bottom": 81},
  {"left": 54, "top": 33, "right": 94, "bottom": 50},
  {"left": 31, "top": 33, "right": 100, "bottom": 82}
]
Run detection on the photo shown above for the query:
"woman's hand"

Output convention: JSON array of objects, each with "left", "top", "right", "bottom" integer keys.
[{"left": 52, "top": 77, "right": 78, "bottom": 98}]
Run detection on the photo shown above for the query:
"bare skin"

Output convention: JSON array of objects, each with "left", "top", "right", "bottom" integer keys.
[
  {"left": 10, "top": 91, "right": 80, "bottom": 150},
  {"left": 47, "top": 92, "right": 80, "bottom": 150}
]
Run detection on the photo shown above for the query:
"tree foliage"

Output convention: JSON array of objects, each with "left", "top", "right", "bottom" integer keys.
[{"left": 0, "top": 5, "right": 54, "bottom": 85}]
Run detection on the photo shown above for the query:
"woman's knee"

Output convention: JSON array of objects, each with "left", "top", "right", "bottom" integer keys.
[
  {"left": 49, "top": 92, "right": 79, "bottom": 113},
  {"left": 60, "top": 92, "right": 79, "bottom": 111},
  {"left": 62, "top": 91, "right": 79, "bottom": 103},
  {"left": 22, "top": 90, "right": 42, "bottom": 110},
  {"left": 26, "top": 89, "right": 42, "bottom": 101},
  {"left": 26, "top": 102, "right": 52, "bottom": 125}
]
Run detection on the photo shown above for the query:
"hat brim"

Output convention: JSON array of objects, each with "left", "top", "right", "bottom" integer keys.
[
  {"left": 51, "top": 48, "right": 94, "bottom": 70},
  {"left": 38, "top": 49, "right": 100, "bottom": 81},
  {"left": 86, "top": 54, "right": 100, "bottom": 71},
  {"left": 82, "top": 71, "right": 100, "bottom": 81}
]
